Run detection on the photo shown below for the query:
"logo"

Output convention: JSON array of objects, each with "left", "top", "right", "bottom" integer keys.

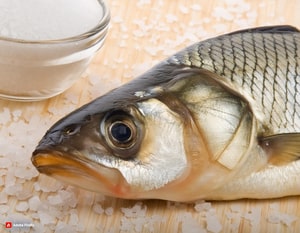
[{"left": 5, "top": 222, "right": 12, "bottom": 228}]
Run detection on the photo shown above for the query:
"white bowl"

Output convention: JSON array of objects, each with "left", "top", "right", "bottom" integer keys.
[{"left": 0, "top": 0, "right": 110, "bottom": 101}]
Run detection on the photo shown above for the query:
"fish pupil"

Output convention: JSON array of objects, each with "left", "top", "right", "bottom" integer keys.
[{"left": 110, "top": 122, "right": 132, "bottom": 143}]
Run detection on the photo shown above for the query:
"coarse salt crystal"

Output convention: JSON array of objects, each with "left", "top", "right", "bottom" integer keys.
[
  {"left": 0, "top": 192, "right": 8, "bottom": 204},
  {"left": 15, "top": 201, "right": 29, "bottom": 212},
  {"left": 268, "top": 211, "right": 298, "bottom": 226},
  {"left": 55, "top": 221, "right": 75, "bottom": 233},
  {"left": 165, "top": 14, "right": 178, "bottom": 23},
  {"left": 194, "top": 201, "right": 212, "bottom": 212},
  {"left": 0, "top": 157, "right": 12, "bottom": 168},
  {"left": 230, "top": 203, "right": 242, "bottom": 212},
  {"left": 93, "top": 203, "right": 104, "bottom": 215},
  {"left": 178, "top": 213, "right": 206, "bottom": 233},
  {"left": 29, "top": 196, "right": 42, "bottom": 211},
  {"left": 69, "top": 210, "right": 79, "bottom": 226},
  {"left": 121, "top": 202, "right": 147, "bottom": 217},
  {"left": 48, "top": 194, "right": 64, "bottom": 206},
  {"left": 0, "top": 204, "right": 9, "bottom": 214},
  {"left": 5, "top": 183, "right": 22, "bottom": 195},
  {"left": 179, "top": 5, "right": 189, "bottom": 14},
  {"left": 191, "top": 4, "right": 202, "bottom": 11},
  {"left": 36, "top": 178, "right": 64, "bottom": 192},
  {"left": 105, "top": 207, "right": 114, "bottom": 216},
  {"left": 242, "top": 207, "right": 261, "bottom": 227},
  {"left": 38, "top": 210, "right": 57, "bottom": 225},
  {"left": 0, "top": 108, "right": 11, "bottom": 125},
  {"left": 205, "top": 209, "right": 222, "bottom": 233},
  {"left": 16, "top": 189, "right": 33, "bottom": 200},
  {"left": 12, "top": 110, "right": 22, "bottom": 121},
  {"left": 58, "top": 189, "right": 78, "bottom": 208}
]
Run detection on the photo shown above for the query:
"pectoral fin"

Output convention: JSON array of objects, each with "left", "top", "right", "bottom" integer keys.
[{"left": 259, "top": 133, "right": 300, "bottom": 166}]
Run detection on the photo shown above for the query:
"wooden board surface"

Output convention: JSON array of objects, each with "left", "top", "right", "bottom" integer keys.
[{"left": 1, "top": 0, "right": 300, "bottom": 232}]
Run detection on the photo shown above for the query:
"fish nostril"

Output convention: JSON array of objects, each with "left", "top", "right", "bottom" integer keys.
[{"left": 63, "top": 124, "right": 81, "bottom": 136}]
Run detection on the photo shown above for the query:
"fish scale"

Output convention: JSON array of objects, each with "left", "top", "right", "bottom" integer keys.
[{"left": 168, "top": 29, "right": 300, "bottom": 134}]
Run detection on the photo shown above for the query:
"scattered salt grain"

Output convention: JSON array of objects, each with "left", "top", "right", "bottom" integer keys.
[
  {"left": 12, "top": 110, "right": 22, "bottom": 121},
  {"left": 0, "top": 157, "right": 12, "bottom": 168},
  {"left": 230, "top": 203, "right": 242, "bottom": 212},
  {"left": 69, "top": 210, "right": 79, "bottom": 226},
  {"left": 4, "top": 168, "right": 16, "bottom": 187},
  {"left": 179, "top": 213, "right": 206, "bottom": 233},
  {"left": 137, "top": 0, "right": 151, "bottom": 6},
  {"left": 55, "top": 221, "right": 77, "bottom": 233},
  {"left": 0, "top": 204, "right": 9, "bottom": 214},
  {"left": 268, "top": 211, "right": 298, "bottom": 227},
  {"left": 121, "top": 202, "right": 147, "bottom": 217},
  {"left": 38, "top": 210, "right": 57, "bottom": 225},
  {"left": 179, "top": 5, "right": 189, "bottom": 14},
  {"left": 0, "top": 192, "right": 8, "bottom": 204},
  {"left": 16, "top": 189, "right": 33, "bottom": 200},
  {"left": 93, "top": 203, "right": 104, "bottom": 215},
  {"left": 205, "top": 209, "right": 222, "bottom": 233},
  {"left": 165, "top": 14, "right": 178, "bottom": 23},
  {"left": 59, "top": 189, "right": 78, "bottom": 208},
  {"left": 34, "top": 178, "right": 64, "bottom": 192},
  {"left": 29, "top": 196, "right": 42, "bottom": 211},
  {"left": 5, "top": 183, "right": 22, "bottom": 195},
  {"left": 242, "top": 207, "right": 261, "bottom": 227},
  {"left": 105, "top": 207, "right": 114, "bottom": 216},
  {"left": 16, "top": 201, "right": 29, "bottom": 212},
  {"left": 120, "top": 213, "right": 166, "bottom": 233},
  {"left": 194, "top": 201, "right": 212, "bottom": 212},
  {"left": 48, "top": 194, "right": 64, "bottom": 206},
  {"left": 112, "top": 15, "right": 123, "bottom": 24},
  {"left": 14, "top": 166, "right": 39, "bottom": 180},
  {"left": 191, "top": 4, "right": 202, "bottom": 11}
]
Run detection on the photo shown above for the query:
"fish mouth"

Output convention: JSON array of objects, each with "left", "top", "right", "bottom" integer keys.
[{"left": 31, "top": 150, "right": 127, "bottom": 197}]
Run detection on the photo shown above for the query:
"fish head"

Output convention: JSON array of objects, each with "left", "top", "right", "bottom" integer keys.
[
  {"left": 32, "top": 66, "right": 259, "bottom": 201},
  {"left": 32, "top": 96, "right": 190, "bottom": 199}
]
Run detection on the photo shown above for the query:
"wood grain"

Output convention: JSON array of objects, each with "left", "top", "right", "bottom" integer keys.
[{"left": 1, "top": 0, "right": 300, "bottom": 232}]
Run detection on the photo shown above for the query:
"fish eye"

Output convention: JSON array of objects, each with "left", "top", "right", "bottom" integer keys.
[
  {"left": 101, "top": 110, "right": 142, "bottom": 159},
  {"left": 109, "top": 120, "right": 135, "bottom": 147}
]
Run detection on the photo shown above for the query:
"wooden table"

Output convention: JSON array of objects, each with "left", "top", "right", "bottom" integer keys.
[{"left": 1, "top": 0, "right": 300, "bottom": 232}]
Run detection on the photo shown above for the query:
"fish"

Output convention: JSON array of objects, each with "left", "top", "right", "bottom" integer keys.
[{"left": 32, "top": 25, "right": 300, "bottom": 201}]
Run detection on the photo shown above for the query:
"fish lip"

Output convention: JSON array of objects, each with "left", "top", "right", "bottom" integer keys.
[
  {"left": 32, "top": 149, "right": 93, "bottom": 176},
  {"left": 31, "top": 149, "right": 127, "bottom": 196}
]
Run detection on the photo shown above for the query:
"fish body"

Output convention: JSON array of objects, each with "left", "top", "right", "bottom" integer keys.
[{"left": 32, "top": 26, "right": 300, "bottom": 201}]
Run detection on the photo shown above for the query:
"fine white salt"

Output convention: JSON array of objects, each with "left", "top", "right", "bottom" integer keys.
[{"left": 0, "top": 0, "right": 104, "bottom": 40}]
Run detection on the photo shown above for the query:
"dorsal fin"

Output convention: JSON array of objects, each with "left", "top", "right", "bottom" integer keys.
[
  {"left": 259, "top": 133, "right": 300, "bottom": 166},
  {"left": 226, "top": 25, "right": 299, "bottom": 36}
]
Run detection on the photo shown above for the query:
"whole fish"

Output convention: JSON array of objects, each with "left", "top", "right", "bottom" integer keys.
[{"left": 32, "top": 26, "right": 300, "bottom": 201}]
